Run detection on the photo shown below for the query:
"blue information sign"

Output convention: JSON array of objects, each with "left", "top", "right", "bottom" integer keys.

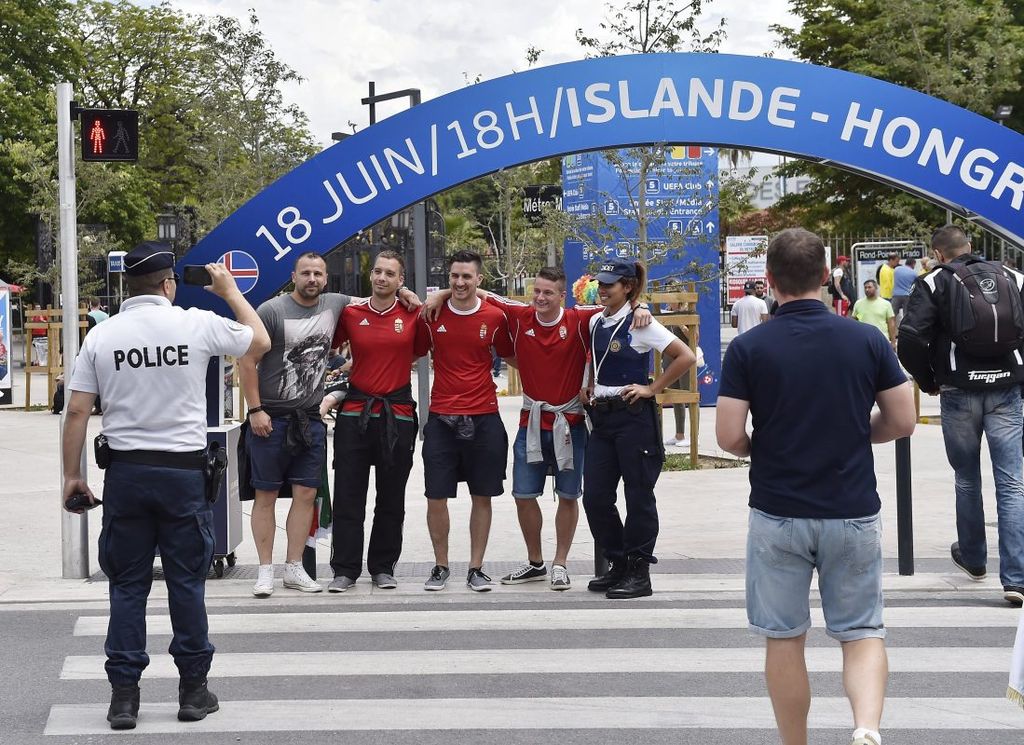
[{"left": 562, "top": 147, "right": 722, "bottom": 403}]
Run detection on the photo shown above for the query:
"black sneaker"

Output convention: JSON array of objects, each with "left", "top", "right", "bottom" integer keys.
[
  {"left": 178, "top": 679, "right": 219, "bottom": 722},
  {"left": 1004, "top": 586, "right": 1024, "bottom": 606},
  {"left": 500, "top": 562, "right": 547, "bottom": 585},
  {"left": 950, "top": 542, "right": 986, "bottom": 581},
  {"left": 107, "top": 684, "right": 140, "bottom": 730}
]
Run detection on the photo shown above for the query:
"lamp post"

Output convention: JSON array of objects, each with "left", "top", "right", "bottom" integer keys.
[{"left": 995, "top": 105, "right": 1013, "bottom": 262}]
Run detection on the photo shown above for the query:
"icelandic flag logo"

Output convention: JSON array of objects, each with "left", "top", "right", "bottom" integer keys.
[{"left": 218, "top": 250, "right": 260, "bottom": 295}]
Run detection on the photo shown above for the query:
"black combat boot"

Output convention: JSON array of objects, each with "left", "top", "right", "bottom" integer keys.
[
  {"left": 605, "top": 555, "right": 653, "bottom": 599},
  {"left": 107, "top": 684, "right": 140, "bottom": 730},
  {"left": 587, "top": 560, "right": 627, "bottom": 592},
  {"left": 178, "top": 678, "right": 220, "bottom": 722}
]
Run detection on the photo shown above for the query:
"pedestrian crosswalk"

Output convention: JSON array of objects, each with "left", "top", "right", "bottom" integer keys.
[{"left": 43, "top": 578, "right": 1024, "bottom": 740}]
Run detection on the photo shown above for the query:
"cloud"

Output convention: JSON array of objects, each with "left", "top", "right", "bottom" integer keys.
[{"left": 159, "top": 0, "right": 798, "bottom": 146}]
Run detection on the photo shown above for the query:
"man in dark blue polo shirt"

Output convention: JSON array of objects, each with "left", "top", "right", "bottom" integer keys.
[{"left": 717, "top": 228, "right": 916, "bottom": 745}]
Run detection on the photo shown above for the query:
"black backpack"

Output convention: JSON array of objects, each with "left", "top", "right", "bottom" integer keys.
[{"left": 938, "top": 258, "right": 1024, "bottom": 358}]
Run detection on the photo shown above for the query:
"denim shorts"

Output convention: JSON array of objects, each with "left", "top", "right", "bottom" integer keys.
[
  {"left": 511, "top": 424, "right": 588, "bottom": 500},
  {"left": 746, "top": 508, "right": 885, "bottom": 642},
  {"left": 247, "top": 416, "right": 326, "bottom": 491}
]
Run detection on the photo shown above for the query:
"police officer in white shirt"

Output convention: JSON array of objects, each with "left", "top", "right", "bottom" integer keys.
[{"left": 61, "top": 242, "right": 270, "bottom": 730}]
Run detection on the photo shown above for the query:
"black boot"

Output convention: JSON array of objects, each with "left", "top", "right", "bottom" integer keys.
[
  {"left": 587, "top": 560, "right": 626, "bottom": 592},
  {"left": 107, "top": 684, "right": 140, "bottom": 730},
  {"left": 606, "top": 556, "right": 653, "bottom": 599},
  {"left": 178, "top": 678, "right": 219, "bottom": 722}
]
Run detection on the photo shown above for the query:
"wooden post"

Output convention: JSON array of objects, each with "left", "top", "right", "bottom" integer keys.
[{"left": 645, "top": 288, "right": 701, "bottom": 467}]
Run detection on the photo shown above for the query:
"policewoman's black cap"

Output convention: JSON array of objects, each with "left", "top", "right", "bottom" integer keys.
[
  {"left": 124, "top": 242, "right": 175, "bottom": 276},
  {"left": 595, "top": 258, "right": 638, "bottom": 284}
]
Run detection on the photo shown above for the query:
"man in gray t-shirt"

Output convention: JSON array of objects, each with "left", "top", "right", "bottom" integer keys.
[
  {"left": 256, "top": 291, "right": 349, "bottom": 411},
  {"left": 239, "top": 253, "right": 344, "bottom": 597}
]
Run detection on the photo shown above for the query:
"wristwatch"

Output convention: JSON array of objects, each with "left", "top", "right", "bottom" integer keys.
[{"left": 247, "top": 406, "right": 264, "bottom": 417}]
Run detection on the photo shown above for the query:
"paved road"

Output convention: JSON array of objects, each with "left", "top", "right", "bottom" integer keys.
[{"left": 4, "top": 565, "right": 1021, "bottom": 744}]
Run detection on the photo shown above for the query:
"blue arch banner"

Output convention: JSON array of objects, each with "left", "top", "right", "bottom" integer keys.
[{"left": 176, "top": 52, "right": 1024, "bottom": 313}]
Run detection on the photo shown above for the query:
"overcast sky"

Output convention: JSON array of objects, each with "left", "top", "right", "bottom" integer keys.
[{"left": 164, "top": 0, "right": 799, "bottom": 147}]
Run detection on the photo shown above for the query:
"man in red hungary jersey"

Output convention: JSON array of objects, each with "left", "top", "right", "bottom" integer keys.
[
  {"left": 323, "top": 250, "right": 430, "bottom": 593},
  {"left": 420, "top": 250, "right": 514, "bottom": 592},
  {"left": 425, "top": 266, "right": 650, "bottom": 590},
  {"left": 490, "top": 268, "right": 650, "bottom": 590}
]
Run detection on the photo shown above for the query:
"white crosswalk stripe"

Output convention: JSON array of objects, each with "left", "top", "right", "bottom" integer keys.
[
  {"left": 71, "top": 604, "right": 1021, "bottom": 636},
  {"left": 60, "top": 646, "right": 1014, "bottom": 679},
  {"left": 43, "top": 696, "right": 1023, "bottom": 735},
  {"left": 45, "top": 577, "right": 1024, "bottom": 740}
]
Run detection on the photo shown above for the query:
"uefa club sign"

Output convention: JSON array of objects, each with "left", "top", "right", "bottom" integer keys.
[{"left": 176, "top": 53, "right": 1024, "bottom": 313}]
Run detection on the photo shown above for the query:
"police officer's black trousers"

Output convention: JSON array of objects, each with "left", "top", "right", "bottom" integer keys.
[
  {"left": 582, "top": 399, "right": 663, "bottom": 563},
  {"left": 99, "top": 462, "right": 215, "bottom": 686},
  {"left": 330, "top": 415, "right": 415, "bottom": 579}
]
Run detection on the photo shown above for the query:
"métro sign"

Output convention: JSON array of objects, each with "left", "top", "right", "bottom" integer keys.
[
  {"left": 522, "top": 185, "right": 563, "bottom": 226},
  {"left": 175, "top": 52, "right": 1024, "bottom": 315}
]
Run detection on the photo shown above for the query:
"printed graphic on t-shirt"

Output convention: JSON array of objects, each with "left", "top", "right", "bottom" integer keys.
[{"left": 278, "top": 311, "right": 333, "bottom": 402}]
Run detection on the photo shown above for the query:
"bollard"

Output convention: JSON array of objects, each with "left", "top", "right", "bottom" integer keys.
[
  {"left": 594, "top": 543, "right": 608, "bottom": 578},
  {"left": 895, "top": 436, "right": 914, "bottom": 576},
  {"left": 302, "top": 544, "right": 317, "bottom": 580}
]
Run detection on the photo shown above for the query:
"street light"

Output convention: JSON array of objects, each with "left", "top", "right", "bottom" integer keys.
[{"left": 156, "top": 213, "right": 177, "bottom": 241}]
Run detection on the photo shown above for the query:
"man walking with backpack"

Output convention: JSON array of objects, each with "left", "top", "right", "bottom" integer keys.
[{"left": 899, "top": 225, "right": 1024, "bottom": 606}]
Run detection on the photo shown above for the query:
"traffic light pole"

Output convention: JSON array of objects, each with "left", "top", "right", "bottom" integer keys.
[{"left": 57, "top": 82, "right": 90, "bottom": 579}]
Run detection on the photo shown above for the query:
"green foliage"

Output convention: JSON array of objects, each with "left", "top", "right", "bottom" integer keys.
[
  {"left": 0, "top": 0, "right": 317, "bottom": 297},
  {"left": 771, "top": 0, "right": 1024, "bottom": 234},
  {"left": 436, "top": 160, "right": 563, "bottom": 287},
  {"left": 575, "top": 0, "right": 726, "bottom": 56}
]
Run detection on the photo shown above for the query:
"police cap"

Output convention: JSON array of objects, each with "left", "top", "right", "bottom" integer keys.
[
  {"left": 595, "top": 258, "right": 637, "bottom": 284},
  {"left": 124, "top": 242, "right": 175, "bottom": 276}
]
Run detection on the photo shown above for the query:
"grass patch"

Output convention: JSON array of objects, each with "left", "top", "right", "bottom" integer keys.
[
  {"left": 663, "top": 453, "right": 750, "bottom": 471},
  {"left": 0, "top": 404, "right": 50, "bottom": 412}
]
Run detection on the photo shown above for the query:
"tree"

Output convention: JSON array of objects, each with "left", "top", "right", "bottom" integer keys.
[
  {"left": 566, "top": 0, "right": 727, "bottom": 286},
  {"left": 1, "top": 1, "right": 318, "bottom": 297},
  {"left": 0, "top": 0, "right": 76, "bottom": 261},
  {"left": 771, "top": 0, "right": 1024, "bottom": 235}
]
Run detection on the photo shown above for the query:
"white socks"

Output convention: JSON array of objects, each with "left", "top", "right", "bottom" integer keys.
[{"left": 853, "top": 727, "right": 881, "bottom": 745}]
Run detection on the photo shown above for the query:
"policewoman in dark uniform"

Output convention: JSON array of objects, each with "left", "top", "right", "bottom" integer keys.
[
  {"left": 61, "top": 243, "right": 269, "bottom": 729},
  {"left": 583, "top": 259, "right": 694, "bottom": 598}
]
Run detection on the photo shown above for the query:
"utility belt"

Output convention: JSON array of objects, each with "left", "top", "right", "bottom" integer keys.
[
  {"left": 94, "top": 434, "right": 228, "bottom": 503},
  {"left": 588, "top": 396, "right": 647, "bottom": 412}
]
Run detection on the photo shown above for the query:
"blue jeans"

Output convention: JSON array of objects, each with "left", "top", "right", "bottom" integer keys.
[{"left": 940, "top": 386, "right": 1024, "bottom": 587}]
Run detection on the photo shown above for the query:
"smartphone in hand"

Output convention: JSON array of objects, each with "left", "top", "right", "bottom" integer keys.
[
  {"left": 65, "top": 493, "right": 102, "bottom": 511},
  {"left": 182, "top": 265, "right": 213, "bottom": 286}
]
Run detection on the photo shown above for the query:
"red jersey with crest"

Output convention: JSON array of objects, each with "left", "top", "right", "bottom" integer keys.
[
  {"left": 487, "top": 296, "right": 603, "bottom": 429},
  {"left": 332, "top": 300, "right": 430, "bottom": 419},
  {"left": 422, "top": 299, "right": 513, "bottom": 415}
]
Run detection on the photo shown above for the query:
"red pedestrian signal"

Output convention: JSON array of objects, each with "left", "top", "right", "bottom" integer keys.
[{"left": 80, "top": 109, "right": 139, "bottom": 162}]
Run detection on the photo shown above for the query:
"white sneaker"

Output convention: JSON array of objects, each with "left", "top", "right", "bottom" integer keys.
[
  {"left": 664, "top": 437, "right": 690, "bottom": 447},
  {"left": 252, "top": 565, "right": 274, "bottom": 598},
  {"left": 282, "top": 562, "right": 322, "bottom": 593}
]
